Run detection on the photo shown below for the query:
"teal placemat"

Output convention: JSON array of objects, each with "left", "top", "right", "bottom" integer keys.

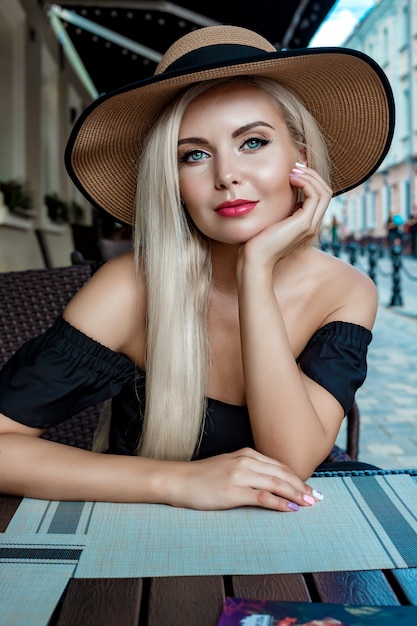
[
  {"left": 0, "top": 531, "right": 85, "bottom": 625},
  {"left": 3, "top": 472, "right": 417, "bottom": 578},
  {"left": 0, "top": 558, "right": 79, "bottom": 626}
]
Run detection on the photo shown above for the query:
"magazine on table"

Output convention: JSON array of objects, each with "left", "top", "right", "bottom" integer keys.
[{"left": 216, "top": 597, "right": 417, "bottom": 625}]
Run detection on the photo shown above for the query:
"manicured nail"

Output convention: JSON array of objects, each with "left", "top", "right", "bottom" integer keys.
[
  {"left": 288, "top": 501, "right": 300, "bottom": 511},
  {"left": 295, "top": 161, "right": 307, "bottom": 168},
  {"left": 303, "top": 494, "right": 315, "bottom": 506},
  {"left": 290, "top": 167, "right": 306, "bottom": 176},
  {"left": 312, "top": 489, "right": 324, "bottom": 501}
]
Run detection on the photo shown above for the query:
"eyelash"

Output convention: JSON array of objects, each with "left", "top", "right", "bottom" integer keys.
[
  {"left": 243, "top": 137, "right": 270, "bottom": 150},
  {"left": 179, "top": 150, "right": 207, "bottom": 163},
  {"left": 179, "top": 136, "right": 271, "bottom": 163}
]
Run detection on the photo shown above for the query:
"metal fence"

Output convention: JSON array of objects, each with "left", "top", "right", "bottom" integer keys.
[{"left": 320, "top": 238, "right": 417, "bottom": 308}]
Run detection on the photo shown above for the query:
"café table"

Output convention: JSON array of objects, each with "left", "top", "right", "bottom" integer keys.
[{"left": 2, "top": 483, "right": 417, "bottom": 626}]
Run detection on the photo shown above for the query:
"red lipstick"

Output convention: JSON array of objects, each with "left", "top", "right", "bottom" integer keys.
[{"left": 215, "top": 199, "right": 257, "bottom": 217}]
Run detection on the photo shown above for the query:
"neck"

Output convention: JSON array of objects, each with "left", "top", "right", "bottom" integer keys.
[{"left": 210, "top": 241, "right": 240, "bottom": 294}]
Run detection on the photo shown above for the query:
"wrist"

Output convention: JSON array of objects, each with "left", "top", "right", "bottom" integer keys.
[
  {"left": 236, "top": 249, "right": 274, "bottom": 291},
  {"left": 146, "top": 459, "right": 189, "bottom": 507}
]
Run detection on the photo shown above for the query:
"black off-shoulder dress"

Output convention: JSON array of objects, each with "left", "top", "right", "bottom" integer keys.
[{"left": 0, "top": 316, "right": 372, "bottom": 460}]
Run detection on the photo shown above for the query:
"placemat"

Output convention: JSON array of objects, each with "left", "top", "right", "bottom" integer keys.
[
  {"left": 2, "top": 471, "right": 417, "bottom": 578},
  {"left": 0, "top": 545, "right": 80, "bottom": 626}
]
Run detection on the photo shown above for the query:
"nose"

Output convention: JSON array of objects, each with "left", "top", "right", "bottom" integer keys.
[{"left": 214, "top": 153, "right": 242, "bottom": 190}]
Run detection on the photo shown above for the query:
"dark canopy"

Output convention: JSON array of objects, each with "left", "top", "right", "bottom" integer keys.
[{"left": 44, "top": 0, "right": 336, "bottom": 94}]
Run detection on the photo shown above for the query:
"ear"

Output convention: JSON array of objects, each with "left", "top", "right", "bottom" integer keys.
[{"left": 297, "top": 148, "right": 307, "bottom": 167}]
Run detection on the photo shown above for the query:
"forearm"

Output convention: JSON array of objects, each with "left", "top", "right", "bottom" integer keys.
[
  {"left": 238, "top": 266, "right": 328, "bottom": 477},
  {"left": 0, "top": 434, "right": 170, "bottom": 503},
  {"left": 0, "top": 435, "right": 322, "bottom": 512}
]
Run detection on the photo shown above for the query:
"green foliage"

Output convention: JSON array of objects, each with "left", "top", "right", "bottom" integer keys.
[
  {"left": 69, "top": 200, "right": 85, "bottom": 224},
  {"left": 0, "top": 181, "right": 85, "bottom": 224},
  {"left": 0, "top": 179, "right": 34, "bottom": 215},
  {"left": 44, "top": 192, "right": 69, "bottom": 223},
  {"left": 44, "top": 193, "right": 85, "bottom": 224}
]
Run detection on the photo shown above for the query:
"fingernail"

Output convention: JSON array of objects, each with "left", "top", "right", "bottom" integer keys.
[
  {"left": 312, "top": 489, "right": 324, "bottom": 501},
  {"left": 295, "top": 161, "right": 307, "bottom": 168},
  {"left": 291, "top": 167, "right": 306, "bottom": 176},
  {"left": 303, "top": 494, "right": 315, "bottom": 506},
  {"left": 288, "top": 501, "right": 300, "bottom": 511}
]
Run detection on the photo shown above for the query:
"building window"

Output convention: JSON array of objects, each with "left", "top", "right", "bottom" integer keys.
[
  {"left": 402, "top": 178, "right": 411, "bottom": 217},
  {"left": 348, "top": 196, "right": 357, "bottom": 234},
  {"left": 381, "top": 26, "right": 389, "bottom": 66},
  {"left": 366, "top": 191, "right": 376, "bottom": 230},
  {"left": 401, "top": 4, "right": 409, "bottom": 49},
  {"left": 400, "top": 86, "right": 410, "bottom": 141},
  {"left": 359, "top": 195, "right": 366, "bottom": 233},
  {"left": 383, "top": 183, "right": 391, "bottom": 221}
]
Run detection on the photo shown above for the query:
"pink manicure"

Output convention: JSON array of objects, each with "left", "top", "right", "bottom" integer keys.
[{"left": 303, "top": 494, "right": 315, "bottom": 506}]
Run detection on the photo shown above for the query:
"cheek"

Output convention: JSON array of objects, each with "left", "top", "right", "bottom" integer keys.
[
  {"left": 260, "top": 164, "right": 295, "bottom": 200},
  {"left": 178, "top": 182, "right": 205, "bottom": 226},
  {"left": 259, "top": 164, "right": 298, "bottom": 219},
  {"left": 179, "top": 172, "right": 203, "bottom": 205}
]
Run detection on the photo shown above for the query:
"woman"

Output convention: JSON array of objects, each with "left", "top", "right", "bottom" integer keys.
[{"left": 0, "top": 26, "right": 394, "bottom": 510}]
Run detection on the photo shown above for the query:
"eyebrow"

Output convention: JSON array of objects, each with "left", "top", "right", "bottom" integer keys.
[
  {"left": 178, "top": 121, "right": 275, "bottom": 146},
  {"left": 232, "top": 121, "right": 274, "bottom": 138}
]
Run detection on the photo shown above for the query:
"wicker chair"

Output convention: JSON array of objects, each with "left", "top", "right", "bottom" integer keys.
[
  {"left": 0, "top": 265, "right": 361, "bottom": 460},
  {"left": 0, "top": 265, "right": 102, "bottom": 449}
]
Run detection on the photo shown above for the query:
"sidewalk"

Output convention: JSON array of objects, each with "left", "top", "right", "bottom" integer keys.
[{"left": 335, "top": 248, "right": 417, "bottom": 469}]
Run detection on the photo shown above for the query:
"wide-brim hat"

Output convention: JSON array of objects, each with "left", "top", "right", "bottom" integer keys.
[{"left": 65, "top": 25, "right": 395, "bottom": 226}]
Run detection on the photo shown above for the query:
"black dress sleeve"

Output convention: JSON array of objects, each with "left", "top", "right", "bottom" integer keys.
[
  {"left": 0, "top": 316, "right": 136, "bottom": 428},
  {"left": 296, "top": 321, "right": 372, "bottom": 414}
]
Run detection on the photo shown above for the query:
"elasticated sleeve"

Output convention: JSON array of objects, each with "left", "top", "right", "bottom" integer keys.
[
  {"left": 297, "top": 321, "right": 372, "bottom": 414},
  {"left": 0, "top": 316, "right": 136, "bottom": 428}
]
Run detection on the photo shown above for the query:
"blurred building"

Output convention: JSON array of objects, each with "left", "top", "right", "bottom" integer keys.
[
  {"left": 0, "top": 0, "right": 337, "bottom": 270},
  {"left": 0, "top": 0, "right": 91, "bottom": 270},
  {"left": 329, "top": 0, "right": 417, "bottom": 243}
]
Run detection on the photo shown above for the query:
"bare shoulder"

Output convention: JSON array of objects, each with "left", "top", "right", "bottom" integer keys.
[
  {"left": 312, "top": 248, "right": 378, "bottom": 330},
  {"left": 63, "top": 252, "right": 146, "bottom": 361}
]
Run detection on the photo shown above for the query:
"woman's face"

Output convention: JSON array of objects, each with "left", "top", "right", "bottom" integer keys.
[{"left": 178, "top": 82, "right": 300, "bottom": 245}]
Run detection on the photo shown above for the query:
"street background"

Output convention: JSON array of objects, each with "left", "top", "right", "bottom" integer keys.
[{"left": 334, "top": 247, "right": 417, "bottom": 468}]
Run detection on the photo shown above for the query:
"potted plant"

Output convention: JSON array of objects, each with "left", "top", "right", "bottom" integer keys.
[
  {"left": 44, "top": 192, "right": 69, "bottom": 224},
  {"left": 68, "top": 200, "right": 85, "bottom": 224},
  {"left": 0, "top": 179, "right": 34, "bottom": 217},
  {"left": 44, "top": 193, "right": 85, "bottom": 225}
]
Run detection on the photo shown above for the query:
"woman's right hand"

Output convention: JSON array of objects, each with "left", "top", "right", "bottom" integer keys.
[
  {"left": 0, "top": 423, "right": 322, "bottom": 509},
  {"left": 165, "top": 447, "right": 323, "bottom": 511}
]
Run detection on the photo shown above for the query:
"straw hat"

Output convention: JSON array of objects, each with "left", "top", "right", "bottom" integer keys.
[{"left": 65, "top": 25, "right": 395, "bottom": 225}]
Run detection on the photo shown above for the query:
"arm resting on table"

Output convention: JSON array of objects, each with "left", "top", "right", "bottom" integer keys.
[{"left": 0, "top": 414, "right": 319, "bottom": 511}]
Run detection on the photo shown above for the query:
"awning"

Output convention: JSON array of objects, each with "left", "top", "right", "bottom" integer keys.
[{"left": 43, "top": 0, "right": 336, "bottom": 97}]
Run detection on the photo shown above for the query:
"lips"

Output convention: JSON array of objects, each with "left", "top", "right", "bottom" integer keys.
[{"left": 215, "top": 199, "right": 257, "bottom": 217}]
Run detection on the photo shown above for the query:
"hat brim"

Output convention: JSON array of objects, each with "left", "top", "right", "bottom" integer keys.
[{"left": 65, "top": 47, "right": 395, "bottom": 225}]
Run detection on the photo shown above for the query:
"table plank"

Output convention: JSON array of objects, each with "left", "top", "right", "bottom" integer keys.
[
  {"left": 56, "top": 578, "right": 143, "bottom": 626},
  {"left": 232, "top": 574, "right": 311, "bottom": 602},
  {"left": 147, "top": 576, "right": 225, "bottom": 626},
  {"left": 313, "top": 570, "right": 400, "bottom": 605},
  {"left": 391, "top": 569, "right": 417, "bottom": 604},
  {"left": 0, "top": 494, "right": 22, "bottom": 532}
]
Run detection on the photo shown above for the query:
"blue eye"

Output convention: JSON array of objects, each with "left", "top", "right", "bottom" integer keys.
[
  {"left": 243, "top": 137, "right": 270, "bottom": 150},
  {"left": 180, "top": 149, "right": 209, "bottom": 163}
]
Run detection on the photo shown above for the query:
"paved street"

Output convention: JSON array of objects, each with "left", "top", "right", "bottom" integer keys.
[{"left": 334, "top": 246, "right": 417, "bottom": 469}]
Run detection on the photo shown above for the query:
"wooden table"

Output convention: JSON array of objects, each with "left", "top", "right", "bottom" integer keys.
[{"left": 2, "top": 493, "right": 417, "bottom": 626}]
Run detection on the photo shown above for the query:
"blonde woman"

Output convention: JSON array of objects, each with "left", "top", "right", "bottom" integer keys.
[{"left": 0, "top": 26, "right": 394, "bottom": 511}]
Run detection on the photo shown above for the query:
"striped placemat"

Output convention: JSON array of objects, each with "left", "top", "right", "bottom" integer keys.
[
  {"left": 2, "top": 471, "right": 417, "bottom": 625},
  {"left": 2, "top": 471, "right": 417, "bottom": 578}
]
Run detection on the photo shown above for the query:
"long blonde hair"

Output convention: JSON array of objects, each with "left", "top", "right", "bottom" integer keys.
[{"left": 127, "top": 77, "right": 330, "bottom": 460}]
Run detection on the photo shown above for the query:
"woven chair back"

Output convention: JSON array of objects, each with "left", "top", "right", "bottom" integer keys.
[{"left": 0, "top": 265, "right": 101, "bottom": 449}]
